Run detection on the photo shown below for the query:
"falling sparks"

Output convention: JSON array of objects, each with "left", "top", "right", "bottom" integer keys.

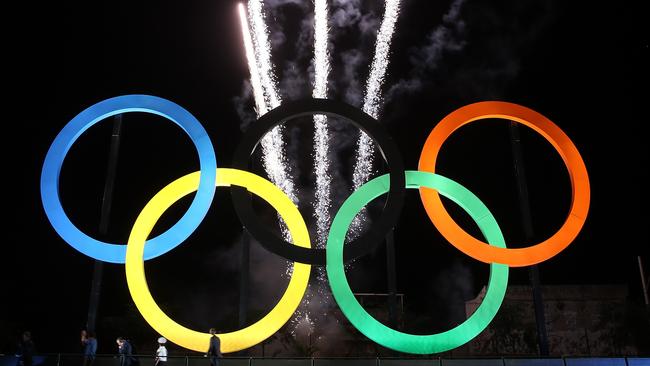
[
  {"left": 312, "top": 0, "right": 331, "bottom": 249},
  {"left": 238, "top": 4, "right": 266, "bottom": 115},
  {"left": 350, "top": 0, "right": 401, "bottom": 235},
  {"left": 361, "top": 0, "right": 402, "bottom": 119},
  {"left": 247, "top": 0, "right": 282, "bottom": 109},
  {"left": 246, "top": 0, "right": 297, "bottom": 244},
  {"left": 294, "top": 0, "right": 332, "bottom": 335}
]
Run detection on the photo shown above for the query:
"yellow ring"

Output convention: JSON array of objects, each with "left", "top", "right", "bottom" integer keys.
[{"left": 125, "top": 168, "right": 311, "bottom": 353}]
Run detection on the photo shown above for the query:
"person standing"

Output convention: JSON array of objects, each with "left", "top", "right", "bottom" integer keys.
[
  {"left": 16, "top": 331, "right": 35, "bottom": 366},
  {"left": 81, "top": 330, "right": 97, "bottom": 366},
  {"left": 154, "top": 337, "right": 167, "bottom": 366},
  {"left": 116, "top": 337, "right": 133, "bottom": 366},
  {"left": 206, "top": 329, "right": 221, "bottom": 366}
]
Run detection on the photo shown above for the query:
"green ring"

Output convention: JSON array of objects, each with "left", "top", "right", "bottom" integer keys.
[{"left": 326, "top": 170, "right": 509, "bottom": 354}]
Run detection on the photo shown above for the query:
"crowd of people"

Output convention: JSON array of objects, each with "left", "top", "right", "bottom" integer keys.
[{"left": 13, "top": 330, "right": 222, "bottom": 366}]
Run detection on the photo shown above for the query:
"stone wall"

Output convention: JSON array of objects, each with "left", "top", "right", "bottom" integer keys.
[{"left": 462, "top": 285, "right": 648, "bottom": 356}]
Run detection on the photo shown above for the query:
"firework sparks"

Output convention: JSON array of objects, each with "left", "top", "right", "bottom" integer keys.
[
  {"left": 350, "top": 0, "right": 401, "bottom": 235},
  {"left": 246, "top": 0, "right": 297, "bottom": 245},
  {"left": 238, "top": 4, "right": 266, "bottom": 114},
  {"left": 247, "top": 0, "right": 282, "bottom": 109},
  {"left": 361, "top": 0, "right": 402, "bottom": 119},
  {"left": 312, "top": 0, "right": 331, "bottom": 249}
]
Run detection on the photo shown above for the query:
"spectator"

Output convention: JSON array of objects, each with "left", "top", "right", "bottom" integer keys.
[
  {"left": 81, "top": 330, "right": 97, "bottom": 366},
  {"left": 16, "top": 331, "right": 35, "bottom": 366},
  {"left": 116, "top": 337, "right": 134, "bottom": 366},
  {"left": 154, "top": 337, "right": 167, "bottom": 366},
  {"left": 206, "top": 329, "right": 221, "bottom": 366}
]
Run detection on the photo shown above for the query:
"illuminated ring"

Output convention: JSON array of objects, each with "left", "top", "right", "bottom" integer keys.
[
  {"left": 40, "top": 95, "right": 217, "bottom": 264},
  {"left": 326, "top": 170, "right": 509, "bottom": 354},
  {"left": 126, "top": 168, "right": 311, "bottom": 353},
  {"left": 419, "top": 101, "right": 590, "bottom": 266},
  {"left": 232, "top": 98, "right": 406, "bottom": 265}
]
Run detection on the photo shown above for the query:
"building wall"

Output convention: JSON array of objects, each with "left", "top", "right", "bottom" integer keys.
[{"left": 463, "top": 285, "right": 647, "bottom": 356}]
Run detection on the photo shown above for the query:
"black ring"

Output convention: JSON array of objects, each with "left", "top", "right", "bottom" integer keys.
[{"left": 231, "top": 98, "right": 405, "bottom": 265}]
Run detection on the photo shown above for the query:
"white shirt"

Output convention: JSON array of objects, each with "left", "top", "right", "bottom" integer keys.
[{"left": 156, "top": 346, "right": 167, "bottom": 362}]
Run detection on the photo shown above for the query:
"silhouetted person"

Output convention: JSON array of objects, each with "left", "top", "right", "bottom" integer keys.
[
  {"left": 116, "top": 337, "right": 134, "bottom": 366},
  {"left": 206, "top": 329, "right": 221, "bottom": 366},
  {"left": 81, "top": 330, "right": 97, "bottom": 366},
  {"left": 16, "top": 331, "right": 35, "bottom": 366}
]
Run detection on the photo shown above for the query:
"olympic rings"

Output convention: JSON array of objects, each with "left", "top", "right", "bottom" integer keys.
[
  {"left": 231, "top": 98, "right": 405, "bottom": 265},
  {"left": 418, "top": 101, "right": 590, "bottom": 267},
  {"left": 40, "top": 96, "right": 590, "bottom": 355},
  {"left": 40, "top": 95, "right": 217, "bottom": 264},
  {"left": 126, "top": 168, "right": 311, "bottom": 353},
  {"left": 327, "top": 170, "right": 508, "bottom": 354}
]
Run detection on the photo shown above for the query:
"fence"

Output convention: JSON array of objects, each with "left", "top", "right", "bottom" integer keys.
[{"left": 1, "top": 355, "right": 649, "bottom": 366}]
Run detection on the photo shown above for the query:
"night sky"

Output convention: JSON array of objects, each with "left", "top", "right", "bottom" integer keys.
[{"left": 3, "top": 0, "right": 648, "bottom": 356}]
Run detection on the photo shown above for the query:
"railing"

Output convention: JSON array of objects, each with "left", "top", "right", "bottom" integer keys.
[{"left": 0, "top": 355, "right": 648, "bottom": 366}]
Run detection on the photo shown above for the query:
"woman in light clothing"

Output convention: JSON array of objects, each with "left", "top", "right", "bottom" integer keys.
[{"left": 154, "top": 337, "right": 167, "bottom": 366}]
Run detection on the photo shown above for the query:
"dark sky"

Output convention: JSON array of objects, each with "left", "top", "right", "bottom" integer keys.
[{"left": 3, "top": 0, "right": 649, "bottom": 356}]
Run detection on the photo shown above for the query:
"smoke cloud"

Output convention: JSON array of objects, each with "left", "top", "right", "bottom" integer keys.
[
  {"left": 432, "top": 259, "right": 475, "bottom": 326},
  {"left": 385, "top": 0, "right": 467, "bottom": 102}
]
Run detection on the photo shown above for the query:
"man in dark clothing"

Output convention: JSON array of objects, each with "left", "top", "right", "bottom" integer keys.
[
  {"left": 81, "top": 330, "right": 97, "bottom": 366},
  {"left": 16, "top": 331, "right": 35, "bottom": 366},
  {"left": 116, "top": 337, "right": 134, "bottom": 366},
  {"left": 206, "top": 329, "right": 222, "bottom": 366}
]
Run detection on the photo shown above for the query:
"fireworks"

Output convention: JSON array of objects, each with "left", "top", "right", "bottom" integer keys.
[
  {"left": 242, "top": 1, "right": 297, "bottom": 243},
  {"left": 351, "top": 0, "right": 402, "bottom": 235},
  {"left": 237, "top": 0, "right": 402, "bottom": 339},
  {"left": 312, "top": 0, "right": 332, "bottom": 249},
  {"left": 238, "top": 4, "right": 266, "bottom": 115}
]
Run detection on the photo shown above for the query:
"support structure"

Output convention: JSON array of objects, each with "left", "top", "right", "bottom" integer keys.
[
  {"left": 638, "top": 256, "right": 649, "bottom": 308},
  {"left": 509, "top": 122, "right": 549, "bottom": 356},
  {"left": 239, "top": 230, "right": 250, "bottom": 327},
  {"left": 86, "top": 114, "right": 122, "bottom": 333},
  {"left": 386, "top": 230, "right": 398, "bottom": 328}
]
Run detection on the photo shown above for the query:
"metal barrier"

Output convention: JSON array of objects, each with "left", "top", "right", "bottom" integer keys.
[{"left": 0, "top": 355, "right": 648, "bottom": 366}]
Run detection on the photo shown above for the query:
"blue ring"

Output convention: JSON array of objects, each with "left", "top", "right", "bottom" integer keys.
[{"left": 41, "top": 95, "right": 217, "bottom": 263}]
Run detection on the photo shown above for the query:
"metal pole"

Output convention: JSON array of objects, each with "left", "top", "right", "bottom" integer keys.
[
  {"left": 239, "top": 230, "right": 250, "bottom": 327},
  {"left": 385, "top": 230, "right": 398, "bottom": 328},
  {"left": 379, "top": 158, "right": 399, "bottom": 329},
  {"left": 86, "top": 114, "right": 122, "bottom": 333},
  {"left": 509, "top": 122, "right": 549, "bottom": 355},
  {"left": 638, "top": 256, "right": 649, "bottom": 306}
]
